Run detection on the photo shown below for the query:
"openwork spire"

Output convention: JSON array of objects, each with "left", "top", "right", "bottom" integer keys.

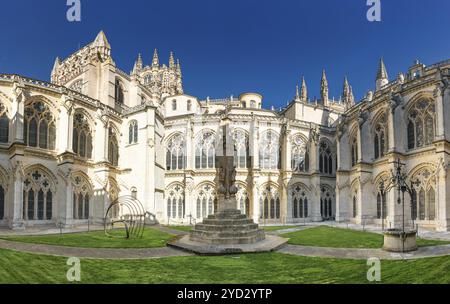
[
  {"left": 152, "top": 49, "right": 159, "bottom": 67},
  {"left": 169, "top": 51, "right": 175, "bottom": 69},
  {"left": 342, "top": 76, "right": 355, "bottom": 108}
]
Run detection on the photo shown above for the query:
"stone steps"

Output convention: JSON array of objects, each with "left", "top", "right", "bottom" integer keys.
[
  {"left": 194, "top": 223, "right": 259, "bottom": 232},
  {"left": 191, "top": 228, "right": 263, "bottom": 239}
]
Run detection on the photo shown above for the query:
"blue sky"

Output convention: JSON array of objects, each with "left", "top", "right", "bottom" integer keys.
[{"left": 1, "top": 0, "right": 450, "bottom": 109}]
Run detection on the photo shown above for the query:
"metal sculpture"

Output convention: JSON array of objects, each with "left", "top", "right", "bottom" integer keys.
[{"left": 104, "top": 195, "right": 146, "bottom": 239}]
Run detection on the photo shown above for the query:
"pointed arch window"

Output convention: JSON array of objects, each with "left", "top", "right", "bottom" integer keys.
[
  {"left": 108, "top": 127, "right": 119, "bottom": 166},
  {"left": 407, "top": 99, "right": 436, "bottom": 150},
  {"left": 259, "top": 131, "right": 280, "bottom": 170},
  {"left": 72, "top": 174, "right": 91, "bottom": 220},
  {"left": 291, "top": 185, "right": 308, "bottom": 219},
  {"left": 374, "top": 113, "right": 388, "bottom": 159},
  {"left": 115, "top": 79, "right": 124, "bottom": 104},
  {"left": 22, "top": 169, "right": 53, "bottom": 221},
  {"left": 351, "top": 137, "right": 358, "bottom": 167},
  {"left": 195, "top": 185, "right": 215, "bottom": 219},
  {"left": 195, "top": 131, "right": 216, "bottom": 169},
  {"left": 259, "top": 186, "right": 280, "bottom": 220},
  {"left": 411, "top": 168, "right": 437, "bottom": 221},
  {"left": 24, "top": 101, "right": 56, "bottom": 150},
  {"left": 352, "top": 195, "right": 358, "bottom": 218},
  {"left": 73, "top": 113, "right": 93, "bottom": 159},
  {"left": 128, "top": 120, "right": 138, "bottom": 144},
  {"left": 376, "top": 191, "right": 387, "bottom": 219},
  {"left": 166, "top": 186, "right": 185, "bottom": 219},
  {"left": 320, "top": 186, "right": 334, "bottom": 219},
  {"left": 166, "top": 134, "right": 186, "bottom": 170},
  {"left": 0, "top": 108, "right": 9, "bottom": 143},
  {"left": 292, "top": 135, "right": 309, "bottom": 172},
  {"left": 319, "top": 140, "right": 333, "bottom": 174},
  {"left": 237, "top": 184, "right": 250, "bottom": 217},
  {"left": 233, "top": 130, "right": 250, "bottom": 169},
  {"left": 0, "top": 186, "right": 4, "bottom": 220}
]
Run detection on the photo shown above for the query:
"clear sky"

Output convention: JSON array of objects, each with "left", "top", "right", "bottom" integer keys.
[{"left": 1, "top": 0, "right": 450, "bottom": 109}]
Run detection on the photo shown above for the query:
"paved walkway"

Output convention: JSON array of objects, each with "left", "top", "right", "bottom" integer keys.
[
  {"left": 0, "top": 239, "right": 192, "bottom": 259},
  {"left": 278, "top": 244, "right": 450, "bottom": 260}
]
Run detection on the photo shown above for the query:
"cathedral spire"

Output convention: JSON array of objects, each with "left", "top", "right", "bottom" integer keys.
[
  {"left": 132, "top": 53, "right": 143, "bottom": 75},
  {"left": 301, "top": 76, "right": 308, "bottom": 102},
  {"left": 342, "top": 76, "right": 354, "bottom": 108},
  {"left": 376, "top": 58, "right": 389, "bottom": 91},
  {"left": 169, "top": 51, "right": 175, "bottom": 69},
  {"left": 321, "top": 69, "right": 329, "bottom": 104},
  {"left": 295, "top": 85, "right": 300, "bottom": 101},
  {"left": 52, "top": 57, "right": 61, "bottom": 74},
  {"left": 152, "top": 49, "right": 160, "bottom": 67}
]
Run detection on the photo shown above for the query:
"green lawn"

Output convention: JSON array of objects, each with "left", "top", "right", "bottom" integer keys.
[
  {"left": 0, "top": 228, "right": 174, "bottom": 249},
  {"left": 0, "top": 248, "right": 448, "bottom": 284},
  {"left": 282, "top": 226, "right": 450, "bottom": 249}
]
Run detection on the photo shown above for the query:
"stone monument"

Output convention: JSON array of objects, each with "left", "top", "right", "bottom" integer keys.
[{"left": 169, "top": 112, "right": 287, "bottom": 254}]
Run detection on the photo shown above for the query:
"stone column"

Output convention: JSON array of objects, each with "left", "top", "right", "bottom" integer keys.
[
  {"left": 387, "top": 101, "right": 397, "bottom": 152},
  {"left": 252, "top": 179, "right": 260, "bottom": 223},
  {"left": 9, "top": 161, "right": 24, "bottom": 230},
  {"left": 434, "top": 83, "right": 447, "bottom": 141},
  {"left": 58, "top": 95, "right": 74, "bottom": 153},
  {"left": 11, "top": 81, "right": 25, "bottom": 144},
  {"left": 437, "top": 158, "right": 449, "bottom": 231}
]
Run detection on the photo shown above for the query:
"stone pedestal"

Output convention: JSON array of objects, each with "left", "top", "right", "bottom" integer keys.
[{"left": 190, "top": 209, "right": 265, "bottom": 245}]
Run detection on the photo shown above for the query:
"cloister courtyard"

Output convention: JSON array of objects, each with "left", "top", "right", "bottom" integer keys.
[{"left": 0, "top": 223, "right": 449, "bottom": 284}]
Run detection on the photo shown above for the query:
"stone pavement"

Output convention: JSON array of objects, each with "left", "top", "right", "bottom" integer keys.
[
  {"left": 0, "top": 239, "right": 192, "bottom": 259},
  {"left": 278, "top": 244, "right": 450, "bottom": 260}
]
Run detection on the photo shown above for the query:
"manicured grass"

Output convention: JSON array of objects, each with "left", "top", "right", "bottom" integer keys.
[
  {"left": 0, "top": 228, "right": 174, "bottom": 249},
  {"left": 282, "top": 226, "right": 450, "bottom": 249},
  {"left": 0, "top": 248, "right": 448, "bottom": 284},
  {"left": 262, "top": 226, "right": 300, "bottom": 232}
]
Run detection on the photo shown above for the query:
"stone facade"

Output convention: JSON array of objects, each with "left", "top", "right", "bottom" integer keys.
[{"left": 0, "top": 32, "right": 448, "bottom": 231}]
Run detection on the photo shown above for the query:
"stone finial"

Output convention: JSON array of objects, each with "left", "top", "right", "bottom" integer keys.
[
  {"left": 321, "top": 69, "right": 329, "bottom": 104},
  {"left": 376, "top": 58, "right": 389, "bottom": 91},
  {"left": 301, "top": 76, "right": 308, "bottom": 102},
  {"left": 93, "top": 30, "right": 111, "bottom": 49},
  {"left": 169, "top": 51, "right": 175, "bottom": 69},
  {"left": 152, "top": 49, "right": 159, "bottom": 67}
]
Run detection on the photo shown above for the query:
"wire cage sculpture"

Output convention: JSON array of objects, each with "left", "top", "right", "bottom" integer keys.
[{"left": 104, "top": 196, "right": 146, "bottom": 239}]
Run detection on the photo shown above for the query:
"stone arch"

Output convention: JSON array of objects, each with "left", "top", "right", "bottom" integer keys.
[
  {"left": 165, "top": 183, "right": 185, "bottom": 220},
  {"left": 408, "top": 163, "right": 437, "bottom": 221},
  {"left": 26, "top": 95, "right": 59, "bottom": 115},
  {"left": 0, "top": 165, "right": 8, "bottom": 190},
  {"left": 194, "top": 182, "right": 216, "bottom": 219},
  {"left": 23, "top": 164, "right": 57, "bottom": 192},
  {"left": 404, "top": 91, "right": 435, "bottom": 115},
  {"left": 320, "top": 184, "right": 335, "bottom": 219},
  {"left": 259, "top": 182, "right": 281, "bottom": 220},
  {"left": 289, "top": 183, "right": 310, "bottom": 219},
  {"left": 73, "top": 107, "right": 96, "bottom": 130},
  {"left": 22, "top": 164, "right": 57, "bottom": 221}
]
